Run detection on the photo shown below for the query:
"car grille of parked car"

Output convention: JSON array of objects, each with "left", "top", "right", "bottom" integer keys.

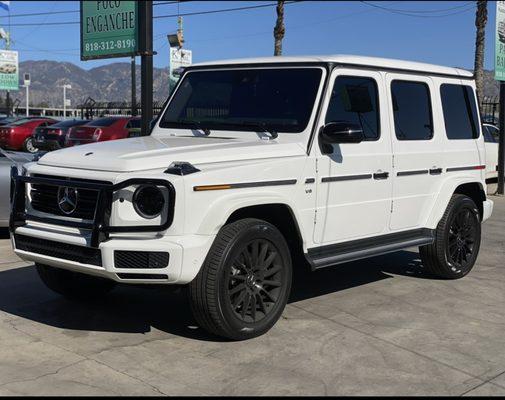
[
  {"left": 30, "top": 175, "right": 110, "bottom": 220},
  {"left": 14, "top": 234, "right": 102, "bottom": 266},
  {"left": 114, "top": 251, "right": 170, "bottom": 269}
]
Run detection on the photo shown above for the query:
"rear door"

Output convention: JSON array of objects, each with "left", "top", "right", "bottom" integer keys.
[{"left": 386, "top": 74, "right": 444, "bottom": 231}]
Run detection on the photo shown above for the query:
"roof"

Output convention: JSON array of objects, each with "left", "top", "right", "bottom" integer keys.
[{"left": 192, "top": 54, "right": 473, "bottom": 78}]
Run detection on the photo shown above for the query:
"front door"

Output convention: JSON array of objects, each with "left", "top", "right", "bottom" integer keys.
[{"left": 314, "top": 69, "right": 393, "bottom": 245}]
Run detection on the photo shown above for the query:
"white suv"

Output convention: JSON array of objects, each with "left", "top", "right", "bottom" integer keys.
[{"left": 10, "top": 55, "right": 493, "bottom": 340}]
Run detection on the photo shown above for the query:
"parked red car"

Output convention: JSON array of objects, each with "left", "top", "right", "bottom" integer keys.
[
  {"left": 65, "top": 116, "right": 138, "bottom": 147},
  {"left": 0, "top": 117, "right": 57, "bottom": 153}
]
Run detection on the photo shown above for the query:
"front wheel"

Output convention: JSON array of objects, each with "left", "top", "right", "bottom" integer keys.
[
  {"left": 420, "top": 194, "right": 481, "bottom": 279},
  {"left": 23, "top": 137, "right": 38, "bottom": 153},
  {"left": 189, "top": 218, "right": 292, "bottom": 340}
]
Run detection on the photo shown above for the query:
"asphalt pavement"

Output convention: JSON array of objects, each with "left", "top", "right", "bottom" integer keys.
[{"left": 0, "top": 195, "right": 504, "bottom": 395}]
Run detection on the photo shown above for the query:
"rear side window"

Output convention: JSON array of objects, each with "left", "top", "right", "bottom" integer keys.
[
  {"left": 325, "top": 76, "right": 380, "bottom": 140},
  {"left": 440, "top": 84, "right": 479, "bottom": 139},
  {"left": 391, "top": 81, "right": 433, "bottom": 140}
]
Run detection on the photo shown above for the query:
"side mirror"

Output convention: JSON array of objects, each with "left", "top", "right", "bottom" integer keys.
[{"left": 320, "top": 122, "right": 364, "bottom": 144}]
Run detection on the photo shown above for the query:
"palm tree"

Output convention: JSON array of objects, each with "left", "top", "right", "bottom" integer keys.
[
  {"left": 274, "top": 1, "right": 285, "bottom": 56},
  {"left": 474, "top": 0, "right": 488, "bottom": 106}
]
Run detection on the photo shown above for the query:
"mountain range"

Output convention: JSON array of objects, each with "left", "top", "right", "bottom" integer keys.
[{"left": 0, "top": 60, "right": 501, "bottom": 108}]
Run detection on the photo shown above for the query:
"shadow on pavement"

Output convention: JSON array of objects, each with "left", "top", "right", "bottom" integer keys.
[
  {"left": 0, "top": 250, "right": 429, "bottom": 341},
  {"left": 0, "top": 228, "right": 10, "bottom": 239}
]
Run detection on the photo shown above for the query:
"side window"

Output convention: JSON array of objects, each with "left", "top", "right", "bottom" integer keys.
[
  {"left": 482, "top": 126, "right": 495, "bottom": 143},
  {"left": 325, "top": 76, "right": 380, "bottom": 140},
  {"left": 488, "top": 125, "right": 499, "bottom": 141},
  {"left": 391, "top": 80, "right": 433, "bottom": 140},
  {"left": 440, "top": 84, "right": 479, "bottom": 140}
]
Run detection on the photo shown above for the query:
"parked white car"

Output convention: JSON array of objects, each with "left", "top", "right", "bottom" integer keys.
[
  {"left": 483, "top": 123, "right": 499, "bottom": 181},
  {"left": 10, "top": 55, "right": 493, "bottom": 340}
]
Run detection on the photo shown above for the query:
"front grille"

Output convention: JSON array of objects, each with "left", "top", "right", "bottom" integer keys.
[
  {"left": 115, "top": 251, "right": 169, "bottom": 269},
  {"left": 15, "top": 234, "right": 102, "bottom": 266},
  {"left": 30, "top": 175, "right": 110, "bottom": 220},
  {"left": 117, "top": 273, "right": 169, "bottom": 280}
]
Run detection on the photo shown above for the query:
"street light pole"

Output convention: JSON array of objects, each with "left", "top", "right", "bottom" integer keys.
[
  {"left": 25, "top": 84, "right": 29, "bottom": 117},
  {"left": 62, "top": 84, "right": 71, "bottom": 119}
]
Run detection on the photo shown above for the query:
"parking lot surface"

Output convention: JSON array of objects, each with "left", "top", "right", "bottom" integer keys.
[{"left": 0, "top": 196, "right": 504, "bottom": 396}]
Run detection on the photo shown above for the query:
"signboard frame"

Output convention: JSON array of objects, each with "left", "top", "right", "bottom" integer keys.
[
  {"left": 0, "top": 49, "right": 18, "bottom": 91},
  {"left": 80, "top": 0, "right": 140, "bottom": 61},
  {"left": 496, "top": 1, "right": 505, "bottom": 81}
]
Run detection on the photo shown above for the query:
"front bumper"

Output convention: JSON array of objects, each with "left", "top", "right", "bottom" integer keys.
[
  {"left": 9, "top": 168, "right": 213, "bottom": 284},
  {"left": 12, "top": 225, "right": 215, "bottom": 284}
]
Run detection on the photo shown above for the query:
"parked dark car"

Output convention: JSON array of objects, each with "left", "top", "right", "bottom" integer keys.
[
  {"left": 33, "top": 119, "right": 90, "bottom": 151},
  {"left": 0, "top": 117, "right": 57, "bottom": 153},
  {"left": 65, "top": 116, "right": 135, "bottom": 147}
]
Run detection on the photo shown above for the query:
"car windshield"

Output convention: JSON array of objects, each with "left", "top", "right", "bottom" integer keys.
[
  {"left": 159, "top": 68, "right": 323, "bottom": 133},
  {"left": 86, "top": 117, "right": 120, "bottom": 127}
]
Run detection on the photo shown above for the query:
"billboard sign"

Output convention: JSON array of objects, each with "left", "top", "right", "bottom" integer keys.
[
  {"left": 80, "top": 1, "right": 138, "bottom": 60},
  {"left": 0, "top": 49, "right": 18, "bottom": 91},
  {"left": 496, "top": 1, "right": 505, "bottom": 80},
  {"left": 170, "top": 48, "right": 192, "bottom": 79}
]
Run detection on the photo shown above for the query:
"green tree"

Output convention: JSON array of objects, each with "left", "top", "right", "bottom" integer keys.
[
  {"left": 274, "top": 1, "right": 285, "bottom": 56},
  {"left": 474, "top": 0, "right": 488, "bottom": 105}
]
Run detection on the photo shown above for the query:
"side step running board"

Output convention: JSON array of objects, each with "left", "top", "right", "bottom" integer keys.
[{"left": 306, "top": 229, "right": 435, "bottom": 270}]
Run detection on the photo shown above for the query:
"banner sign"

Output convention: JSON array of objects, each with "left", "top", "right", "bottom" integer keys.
[
  {"left": 0, "top": 1, "right": 10, "bottom": 11},
  {"left": 80, "top": 1, "right": 138, "bottom": 60},
  {"left": 496, "top": 1, "right": 505, "bottom": 80},
  {"left": 0, "top": 50, "right": 18, "bottom": 91},
  {"left": 170, "top": 48, "right": 192, "bottom": 79}
]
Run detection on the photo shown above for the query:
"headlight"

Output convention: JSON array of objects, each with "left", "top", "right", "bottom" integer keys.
[{"left": 132, "top": 185, "right": 165, "bottom": 219}]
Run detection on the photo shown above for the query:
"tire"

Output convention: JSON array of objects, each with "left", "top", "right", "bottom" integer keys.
[
  {"left": 36, "top": 264, "right": 116, "bottom": 300},
  {"left": 420, "top": 194, "right": 481, "bottom": 279},
  {"left": 189, "top": 218, "right": 292, "bottom": 340},
  {"left": 23, "top": 137, "right": 38, "bottom": 153}
]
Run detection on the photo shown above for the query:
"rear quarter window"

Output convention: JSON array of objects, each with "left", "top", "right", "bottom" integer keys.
[{"left": 440, "top": 84, "right": 479, "bottom": 140}]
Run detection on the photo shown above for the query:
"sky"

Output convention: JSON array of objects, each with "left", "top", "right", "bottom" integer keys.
[{"left": 0, "top": 1, "right": 498, "bottom": 71}]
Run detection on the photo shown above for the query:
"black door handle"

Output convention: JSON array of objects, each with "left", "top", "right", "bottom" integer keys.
[
  {"left": 373, "top": 172, "right": 389, "bottom": 180},
  {"left": 429, "top": 168, "right": 442, "bottom": 175}
]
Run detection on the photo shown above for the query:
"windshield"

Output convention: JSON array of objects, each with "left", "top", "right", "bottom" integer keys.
[
  {"left": 52, "top": 119, "right": 89, "bottom": 127},
  {"left": 159, "top": 68, "right": 323, "bottom": 133},
  {"left": 9, "top": 118, "right": 36, "bottom": 126}
]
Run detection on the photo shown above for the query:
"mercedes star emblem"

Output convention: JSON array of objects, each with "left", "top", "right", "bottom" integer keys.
[{"left": 57, "top": 186, "right": 79, "bottom": 215}]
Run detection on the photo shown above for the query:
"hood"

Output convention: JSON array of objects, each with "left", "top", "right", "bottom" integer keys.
[{"left": 37, "top": 135, "right": 306, "bottom": 172}]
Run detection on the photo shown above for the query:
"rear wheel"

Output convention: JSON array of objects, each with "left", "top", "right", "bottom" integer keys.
[
  {"left": 23, "top": 137, "right": 38, "bottom": 153},
  {"left": 189, "top": 218, "right": 292, "bottom": 340},
  {"left": 420, "top": 194, "right": 481, "bottom": 279},
  {"left": 36, "top": 264, "right": 116, "bottom": 300}
]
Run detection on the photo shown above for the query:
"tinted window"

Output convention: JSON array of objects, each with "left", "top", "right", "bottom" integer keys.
[
  {"left": 487, "top": 124, "right": 499, "bottom": 140},
  {"left": 483, "top": 126, "right": 496, "bottom": 143},
  {"left": 391, "top": 81, "right": 433, "bottom": 140},
  {"left": 325, "top": 76, "right": 380, "bottom": 140},
  {"left": 160, "top": 68, "right": 323, "bottom": 133},
  {"left": 440, "top": 84, "right": 479, "bottom": 139},
  {"left": 87, "top": 117, "right": 121, "bottom": 127}
]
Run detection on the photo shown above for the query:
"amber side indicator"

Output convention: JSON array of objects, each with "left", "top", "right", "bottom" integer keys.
[{"left": 194, "top": 184, "right": 232, "bottom": 191}]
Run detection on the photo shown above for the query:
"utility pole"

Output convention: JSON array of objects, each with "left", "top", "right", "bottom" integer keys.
[
  {"left": 139, "top": 1, "right": 153, "bottom": 136},
  {"left": 62, "top": 84, "right": 71, "bottom": 119},
  {"left": 131, "top": 56, "right": 136, "bottom": 116}
]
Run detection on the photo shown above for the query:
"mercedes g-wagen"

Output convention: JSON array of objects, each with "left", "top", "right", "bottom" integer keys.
[{"left": 10, "top": 55, "right": 493, "bottom": 340}]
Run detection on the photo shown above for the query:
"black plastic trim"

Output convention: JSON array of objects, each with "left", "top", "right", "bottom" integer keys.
[
  {"left": 306, "top": 228, "right": 434, "bottom": 269},
  {"left": 305, "top": 178, "right": 315, "bottom": 184},
  {"left": 446, "top": 165, "right": 485, "bottom": 172},
  {"left": 397, "top": 170, "right": 429, "bottom": 177},
  {"left": 321, "top": 174, "right": 372, "bottom": 183}
]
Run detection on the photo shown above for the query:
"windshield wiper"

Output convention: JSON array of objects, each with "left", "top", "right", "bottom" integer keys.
[
  {"left": 237, "top": 122, "right": 278, "bottom": 139},
  {"left": 176, "top": 119, "right": 211, "bottom": 136}
]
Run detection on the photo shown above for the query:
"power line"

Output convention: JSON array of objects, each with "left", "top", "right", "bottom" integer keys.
[
  {"left": 361, "top": 1, "right": 473, "bottom": 14},
  {"left": 2, "top": 1, "right": 302, "bottom": 26},
  {"left": 360, "top": 1, "right": 475, "bottom": 18}
]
